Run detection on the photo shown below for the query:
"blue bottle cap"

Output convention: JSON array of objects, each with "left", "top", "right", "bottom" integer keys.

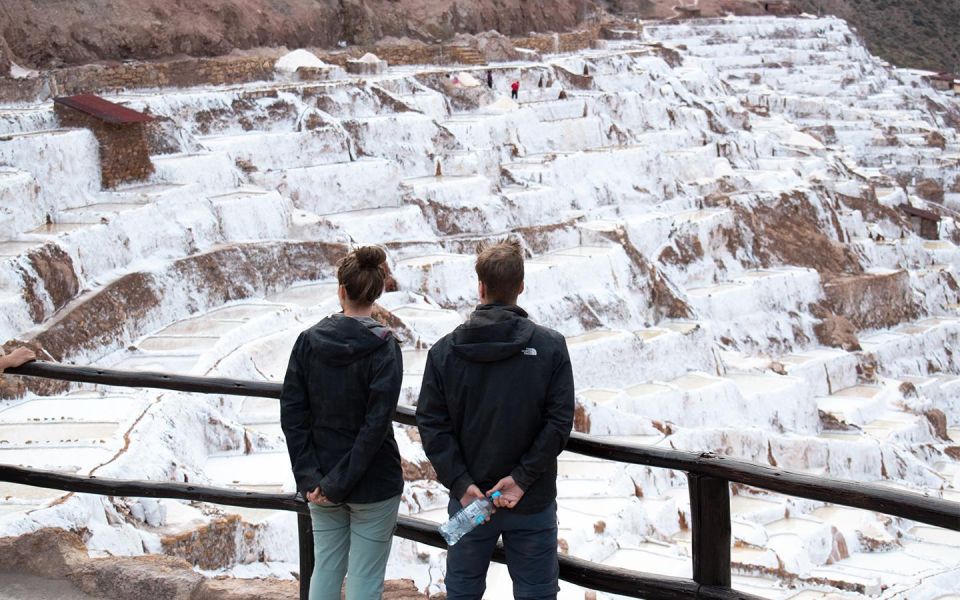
[{"left": 490, "top": 491, "right": 502, "bottom": 499}]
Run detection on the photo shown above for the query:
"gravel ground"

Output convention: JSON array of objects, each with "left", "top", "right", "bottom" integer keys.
[{"left": 0, "top": 573, "right": 113, "bottom": 600}]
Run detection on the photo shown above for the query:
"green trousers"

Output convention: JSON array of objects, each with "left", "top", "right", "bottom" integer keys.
[{"left": 308, "top": 495, "right": 401, "bottom": 600}]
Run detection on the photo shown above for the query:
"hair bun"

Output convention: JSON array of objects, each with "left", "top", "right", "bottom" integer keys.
[{"left": 354, "top": 246, "right": 386, "bottom": 269}]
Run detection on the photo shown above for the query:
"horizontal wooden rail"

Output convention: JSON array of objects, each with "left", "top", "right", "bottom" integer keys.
[
  {"left": 8, "top": 361, "right": 959, "bottom": 531},
  {"left": 7, "top": 361, "right": 280, "bottom": 398},
  {"left": 0, "top": 464, "right": 758, "bottom": 600}
]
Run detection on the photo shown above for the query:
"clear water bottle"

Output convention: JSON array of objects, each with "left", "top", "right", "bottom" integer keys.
[{"left": 440, "top": 491, "right": 501, "bottom": 546}]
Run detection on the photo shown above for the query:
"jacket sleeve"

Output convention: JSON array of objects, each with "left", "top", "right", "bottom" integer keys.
[
  {"left": 416, "top": 349, "right": 474, "bottom": 501},
  {"left": 280, "top": 333, "right": 325, "bottom": 494},
  {"left": 510, "top": 338, "right": 575, "bottom": 491},
  {"left": 318, "top": 341, "right": 403, "bottom": 503}
]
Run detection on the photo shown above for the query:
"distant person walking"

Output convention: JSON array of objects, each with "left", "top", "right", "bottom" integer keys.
[
  {"left": 511, "top": 80, "right": 520, "bottom": 100},
  {"left": 280, "top": 246, "right": 403, "bottom": 600},
  {"left": 417, "top": 239, "right": 575, "bottom": 600},
  {"left": 487, "top": 69, "right": 494, "bottom": 89}
]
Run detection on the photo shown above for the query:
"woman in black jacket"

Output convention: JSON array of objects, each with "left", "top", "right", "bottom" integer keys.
[{"left": 280, "top": 246, "right": 404, "bottom": 600}]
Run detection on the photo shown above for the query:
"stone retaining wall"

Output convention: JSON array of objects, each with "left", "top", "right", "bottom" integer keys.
[
  {"left": 0, "top": 27, "right": 604, "bottom": 102},
  {"left": 55, "top": 103, "right": 155, "bottom": 188},
  {"left": 0, "top": 55, "right": 279, "bottom": 103}
]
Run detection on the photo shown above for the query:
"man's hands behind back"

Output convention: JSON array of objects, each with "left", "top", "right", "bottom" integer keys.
[{"left": 488, "top": 476, "right": 524, "bottom": 509}]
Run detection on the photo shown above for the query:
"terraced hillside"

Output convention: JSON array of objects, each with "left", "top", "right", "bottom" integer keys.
[{"left": 0, "top": 15, "right": 959, "bottom": 599}]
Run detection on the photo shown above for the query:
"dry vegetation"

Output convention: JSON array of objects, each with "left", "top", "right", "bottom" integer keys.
[{"left": 791, "top": 0, "right": 960, "bottom": 72}]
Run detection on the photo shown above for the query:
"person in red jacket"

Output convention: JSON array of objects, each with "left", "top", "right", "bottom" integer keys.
[{"left": 511, "top": 80, "right": 520, "bottom": 100}]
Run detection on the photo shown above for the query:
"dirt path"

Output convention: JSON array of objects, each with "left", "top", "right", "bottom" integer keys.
[{"left": 0, "top": 573, "right": 116, "bottom": 600}]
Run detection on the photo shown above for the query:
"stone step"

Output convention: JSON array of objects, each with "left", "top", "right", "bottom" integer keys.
[
  {"left": 816, "top": 385, "right": 889, "bottom": 427},
  {"left": 684, "top": 267, "right": 822, "bottom": 349},
  {"left": 151, "top": 151, "right": 241, "bottom": 194},
  {"left": 587, "top": 369, "right": 818, "bottom": 433},
  {"left": 316, "top": 205, "right": 432, "bottom": 244},
  {"left": 265, "top": 281, "right": 338, "bottom": 307},
  {"left": 254, "top": 157, "right": 404, "bottom": 216},
  {"left": 859, "top": 317, "right": 960, "bottom": 377},
  {"left": 565, "top": 321, "right": 713, "bottom": 392},
  {"left": 200, "top": 129, "right": 351, "bottom": 172}
]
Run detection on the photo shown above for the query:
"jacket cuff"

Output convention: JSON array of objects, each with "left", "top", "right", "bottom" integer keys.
[
  {"left": 318, "top": 475, "right": 345, "bottom": 504},
  {"left": 510, "top": 467, "right": 535, "bottom": 492},
  {"left": 450, "top": 472, "right": 475, "bottom": 501},
  {"left": 299, "top": 471, "right": 325, "bottom": 495}
]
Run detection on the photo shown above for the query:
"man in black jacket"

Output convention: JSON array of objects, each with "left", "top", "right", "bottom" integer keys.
[{"left": 417, "top": 240, "right": 575, "bottom": 600}]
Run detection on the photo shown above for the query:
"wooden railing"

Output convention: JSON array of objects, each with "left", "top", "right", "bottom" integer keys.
[{"left": 3, "top": 361, "right": 959, "bottom": 599}]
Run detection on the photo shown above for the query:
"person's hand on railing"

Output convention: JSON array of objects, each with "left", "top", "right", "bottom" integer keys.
[
  {"left": 0, "top": 347, "right": 36, "bottom": 372},
  {"left": 488, "top": 476, "right": 524, "bottom": 509},
  {"left": 306, "top": 487, "right": 333, "bottom": 505}
]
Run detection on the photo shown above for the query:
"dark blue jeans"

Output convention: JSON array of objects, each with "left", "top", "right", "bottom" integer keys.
[{"left": 445, "top": 499, "right": 559, "bottom": 600}]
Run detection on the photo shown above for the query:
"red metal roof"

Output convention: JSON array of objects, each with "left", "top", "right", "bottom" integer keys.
[{"left": 53, "top": 94, "right": 154, "bottom": 124}]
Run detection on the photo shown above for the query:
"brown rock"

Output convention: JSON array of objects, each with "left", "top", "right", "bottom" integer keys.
[
  {"left": 19, "top": 243, "right": 80, "bottom": 323},
  {"left": 371, "top": 303, "right": 415, "bottom": 345},
  {"left": 825, "top": 526, "right": 850, "bottom": 564},
  {"left": 924, "top": 409, "right": 950, "bottom": 441},
  {"left": 192, "top": 577, "right": 297, "bottom": 600},
  {"left": 925, "top": 131, "right": 947, "bottom": 150},
  {"left": 945, "top": 446, "right": 960, "bottom": 460},
  {"left": 0, "top": 528, "right": 88, "bottom": 579},
  {"left": 857, "top": 353, "right": 879, "bottom": 384},
  {"left": 730, "top": 192, "right": 863, "bottom": 279},
  {"left": 916, "top": 179, "right": 945, "bottom": 204},
  {"left": 573, "top": 402, "right": 591, "bottom": 434},
  {"left": 401, "top": 457, "right": 438, "bottom": 481},
  {"left": 821, "top": 270, "right": 918, "bottom": 331},
  {"left": 161, "top": 515, "right": 246, "bottom": 570},
  {"left": 899, "top": 381, "right": 918, "bottom": 398},
  {"left": 382, "top": 578, "right": 422, "bottom": 599},
  {"left": 812, "top": 311, "right": 861, "bottom": 351},
  {"left": 70, "top": 555, "right": 203, "bottom": 600},
  {"left": 0, "top": 0, "right": 593, "bottom": 70},
  {"left": 29, "top": 241, "right": 348, "bottom": 366},
  {"left": 819, "top": 409, "right": 855, "bottom": 431}
]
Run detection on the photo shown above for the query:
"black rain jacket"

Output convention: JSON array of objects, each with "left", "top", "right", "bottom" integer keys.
[
  {"left": 280, "top": 314, "right": 404, "bottom": 504},
  {"left": 416, "top": 304, "right": 575, "bottom": 514}
]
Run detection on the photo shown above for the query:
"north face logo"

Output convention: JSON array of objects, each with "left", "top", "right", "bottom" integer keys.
[{"left": 522, "top": 348, "right": 538, "bottom": 356}]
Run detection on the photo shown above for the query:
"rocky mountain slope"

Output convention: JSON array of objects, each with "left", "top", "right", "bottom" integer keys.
[
  {"left": 0, "top": 0, "right": 594, "bottom": 69},
  {"left": 1, "top": 14, "right": 959, "bottom": 598},
  {"left": 4, "top": 0, "right": 957, "bottom": 75},
  {"left": 791, "top": 0, "right": 960, "bottom": 73}
]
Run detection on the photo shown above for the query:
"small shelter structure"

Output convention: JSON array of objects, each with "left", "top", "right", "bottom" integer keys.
[
  {"left": 53, "top": 94, "right": 155, "bottom": 188},
  {"left": 899, "top": 203, "right": 941, "bottom": 240}
]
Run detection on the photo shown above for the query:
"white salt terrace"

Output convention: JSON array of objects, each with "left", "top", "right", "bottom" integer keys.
[{"left": 1, "top": 13, "right": 959, "bottom": 599}]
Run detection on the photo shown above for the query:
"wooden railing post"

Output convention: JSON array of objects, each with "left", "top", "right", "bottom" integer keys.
[
  {"left": 688, "top": 473, "right": 731, "bottom": 588},
  {"left": 298, "top": 512, "right": 314, "bottom": 600}
]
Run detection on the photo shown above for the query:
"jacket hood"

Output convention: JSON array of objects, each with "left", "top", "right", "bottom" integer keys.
[
  {"left": 306, "top": 314, "right": 393, "bottom": 366},
  {"left": 451, "top": 304, "right": 535, "bottom": 363}
]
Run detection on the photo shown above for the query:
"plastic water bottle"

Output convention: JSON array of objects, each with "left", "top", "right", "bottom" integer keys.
[{"left": 439, "top": 492, "right": 501, "bottom": 546}]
